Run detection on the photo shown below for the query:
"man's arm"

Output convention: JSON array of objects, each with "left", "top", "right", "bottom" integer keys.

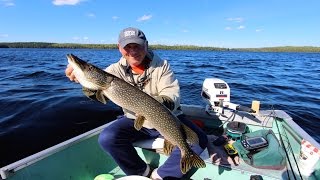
[{"left": 154, "top": 59, "right": 180, "bottom": 111}]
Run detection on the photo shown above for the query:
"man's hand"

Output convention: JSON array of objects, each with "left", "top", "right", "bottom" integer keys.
[
  {"left": 65, "top": 64, "right": 79, "bottom": 83},
  {"left": 154, "top": 95, "right": 175, "bottom": 111}
]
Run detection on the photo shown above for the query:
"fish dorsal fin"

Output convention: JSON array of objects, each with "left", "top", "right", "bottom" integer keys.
[
  {"left": 181, "top": 124, "right": 199, "bottom": 145},
  {"left": 163, "top": 139, "right": 175, "bottom": 155},
  {"left": 95, "top": 90, "right": 108, "bottom": 104},
  {"left": 134, "top": 114, "right": 145, "bottom": 131}
]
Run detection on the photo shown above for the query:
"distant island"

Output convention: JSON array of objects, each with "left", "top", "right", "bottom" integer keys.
[{"left": 0, "top": 42, "right": 320, "bottom": 53}]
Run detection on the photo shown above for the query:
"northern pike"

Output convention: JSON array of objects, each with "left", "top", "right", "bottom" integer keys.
[{"left": 66, "top": 54, "right": 206, "bottom": 174}]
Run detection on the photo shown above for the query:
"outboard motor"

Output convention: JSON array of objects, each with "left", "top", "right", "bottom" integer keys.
[
  {"left": 202, "top": 78, "right": 229, "bottom": 109},
  {"left": 201, "top": 78, "right": 255, "bottom": 116}
]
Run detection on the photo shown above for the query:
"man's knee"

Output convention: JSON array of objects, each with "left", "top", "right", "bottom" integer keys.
[
  {"left": 98, "top": 128, "right": 117, "bottom": 151},
  {"left": 199, "top": 133, "right": 208, "bottom": 149}
]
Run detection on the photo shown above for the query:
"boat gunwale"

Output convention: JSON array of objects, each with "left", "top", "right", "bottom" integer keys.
[{"left": 272, "top": 110, "right": 320, "bottom": 150}]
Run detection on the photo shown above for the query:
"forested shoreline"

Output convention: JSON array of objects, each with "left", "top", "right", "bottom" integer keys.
[{"left": 1, "top": 42, "right": 320, "bottom": 53}]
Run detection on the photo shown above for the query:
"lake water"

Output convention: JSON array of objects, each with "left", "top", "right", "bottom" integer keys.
[{"left": 0, "top": 48, "right": 319, "bottom": 167}]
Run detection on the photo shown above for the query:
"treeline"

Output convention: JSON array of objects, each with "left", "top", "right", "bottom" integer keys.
[
  {"left": 236, "top": 46, "right": 320, "bottom": 53},
  {"left": 1, "top": 42, "right": 320, "bottom": 52},
  {"left": 0, "top": 42, "right": 117, "bottom": 49},
  {"left": 149, "top": 44, "right": 228, "bottom": 51},
  {"left": 0, "top": 42, "right": 227, "bottom": 51}
]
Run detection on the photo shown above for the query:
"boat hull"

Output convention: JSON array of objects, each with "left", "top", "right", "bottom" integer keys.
[{"left": 1, "top": 105, "right": 320, "bottom": 180}]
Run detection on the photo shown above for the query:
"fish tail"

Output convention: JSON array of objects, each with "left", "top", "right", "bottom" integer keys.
[{"left": 180, "top": 150, "right": 206, "bottom": 174}]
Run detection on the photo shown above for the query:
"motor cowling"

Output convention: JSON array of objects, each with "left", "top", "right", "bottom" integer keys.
[{"left": 201, "top": 78, "right": 231, "bottom": 107}]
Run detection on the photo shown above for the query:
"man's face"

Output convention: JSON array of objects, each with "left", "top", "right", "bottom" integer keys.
[{"left": 119, "top": 43, "right": 147, "bottom": 67}]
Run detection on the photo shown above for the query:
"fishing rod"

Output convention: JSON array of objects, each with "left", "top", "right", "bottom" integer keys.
[{"left": 273, "top": 107, "right": 302, "bottom": 180}]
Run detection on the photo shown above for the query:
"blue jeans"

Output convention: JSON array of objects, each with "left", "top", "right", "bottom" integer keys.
[{"left": 98, "top": 114, "right": 208, "bottom": 178}]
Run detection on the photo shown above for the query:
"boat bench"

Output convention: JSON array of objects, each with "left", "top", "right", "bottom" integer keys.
[
  {"left": 133, "top": 137, "right": 210, "bottom": 160},
  {"left": 104, "top": 120, "right": 210, "bottom": 160},
  {"left": 133, "top": 137, "right": 165, "bottom": 150}
]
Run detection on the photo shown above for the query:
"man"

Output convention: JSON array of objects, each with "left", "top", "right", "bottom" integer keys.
[{"left": 65, "top": 27, "right": 208, "bottom": 179}]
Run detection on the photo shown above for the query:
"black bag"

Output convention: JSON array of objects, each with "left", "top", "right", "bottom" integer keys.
[{"left": 233, "top": 129, "right": 286, "bottom": 170}]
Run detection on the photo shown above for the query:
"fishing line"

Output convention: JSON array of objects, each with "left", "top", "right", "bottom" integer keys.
[
  {"left": 218, "top": 110, "right": 236, "bottom": 128},
  {"left": 73, "top": 121, "right": 89, "bottom": 125},
  {"left": 203, "top": 108, "right": 236, "bottom": 134},
  {"left": 273, "top": 132, "right": 292, "bottom": 153},
  {"left": 261, "top": 114, "right": 272, "bottom": 128},
  {"left": 259, "top": 105, "right": 276, "bottom": 128}
]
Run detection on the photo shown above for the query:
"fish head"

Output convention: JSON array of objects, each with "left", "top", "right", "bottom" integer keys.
[{"left": 67, "top": 54, "right": 109, "bottom": 90}]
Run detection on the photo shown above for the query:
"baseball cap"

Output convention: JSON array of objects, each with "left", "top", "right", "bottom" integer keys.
[{"left": 118, "top": 27, "right": 147, "bottom": 48}]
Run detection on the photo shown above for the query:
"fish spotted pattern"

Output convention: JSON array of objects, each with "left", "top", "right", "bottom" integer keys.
[{"left": 67, "top": 54, "right": 206, "bottom": 174}]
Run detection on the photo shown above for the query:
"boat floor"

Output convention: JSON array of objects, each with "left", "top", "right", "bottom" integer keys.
[
  {"left": 136, "top": 134, "right": 289, "bottom": 179},
  {"left": 204, "top": 135, "right": 288, "bottom": 179}
]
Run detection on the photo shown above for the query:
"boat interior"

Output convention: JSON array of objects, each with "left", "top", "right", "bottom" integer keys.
[
  {"left": 1, "top": 104, "right": 319, "bottom": 180},
  {"left": 1, "top": 78, "right": 319, "bottom": 180}
]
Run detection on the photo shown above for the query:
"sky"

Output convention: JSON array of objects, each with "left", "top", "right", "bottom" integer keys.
[{"left": 0, "top": 0, "right": 319, "bottom": 48}]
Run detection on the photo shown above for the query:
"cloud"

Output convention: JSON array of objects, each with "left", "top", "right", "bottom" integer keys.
[
  {"left": 0, "top": 34, "right": 9, "bottom": 38},
  {"left": 237, "top": 25, "right": 245, "bottom": 29},
  {"left": 255, "top": 29, "right": 263, "bottom": 32},
  {"left": 225, "top": 26, "right": 245, "bottom": 31},
  {"left": 52, "top": 0, "right": 84, "bottom": 6},
  {"left": 112, "top": 16, "right": 119, "bottom": 20},
  {"left": 137, "top": 14, "right": 152, "bottom": 22},
  {"left": 1, "top": 0, "right": 15, "bottom": 7},
  {"left": 227, "top": 17, "right": 244, "bottom": 23},
  {"left": 72, "top": 36, "right": 80, "bottom": 40},
  {"left": 181, "top": 29, "right": 189, "bottom": 33},
  {"left": 86, "top": 13, "right": 95, "bottom": 18}
]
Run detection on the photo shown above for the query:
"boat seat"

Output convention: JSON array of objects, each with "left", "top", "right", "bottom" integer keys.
[
  {"left": 133, "top": 137, "right": 210, "bottom": 160},
  {"left": 103, "top": 121, "right": 209, "bottom": 159},
  {"left": 133, "top": 137, "right": 165, "bottom": 149}
]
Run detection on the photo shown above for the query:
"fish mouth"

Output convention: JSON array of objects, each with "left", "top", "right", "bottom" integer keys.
[{"left": 67, "top": 54, "right": 87, "bottom": 70}]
